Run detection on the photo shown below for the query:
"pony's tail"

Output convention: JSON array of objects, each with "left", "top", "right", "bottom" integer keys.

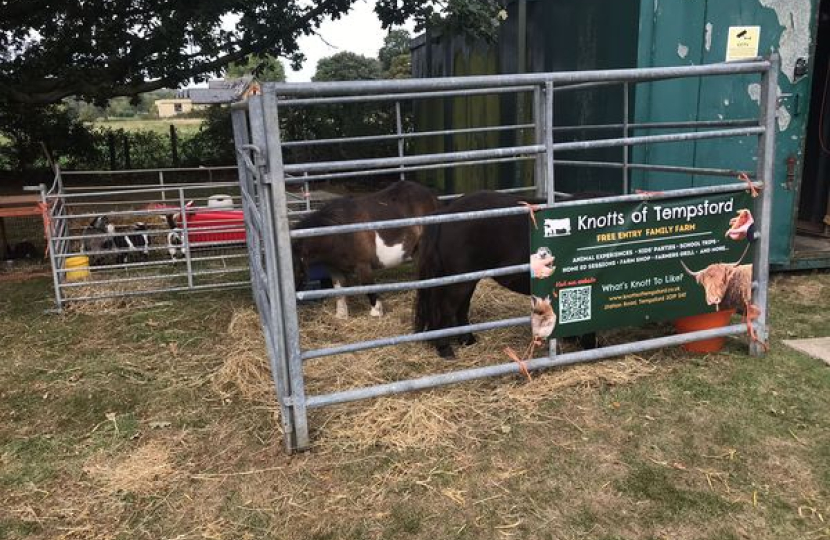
[{"left": 414, "top": 221, "right": 443, "bottom": 333}]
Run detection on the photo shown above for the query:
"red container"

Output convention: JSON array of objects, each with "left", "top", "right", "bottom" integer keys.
[
  {"left": 182, "top": 209, "right": 246, "bottom": 246},
  {"left": 673, "top": 309, "right": 736, "bottom": 353}
]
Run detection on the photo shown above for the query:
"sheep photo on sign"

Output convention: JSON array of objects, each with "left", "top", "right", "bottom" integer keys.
[{"left": 529, "top": 190, "right": 762, "bottom": 349}]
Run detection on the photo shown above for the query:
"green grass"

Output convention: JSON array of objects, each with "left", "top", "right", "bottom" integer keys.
[
  {"left": 91, "top": 117, "right": 203, "bottom": 135},
  {"left": 0, "top": 272, "right": 829, "bottom": 539}
]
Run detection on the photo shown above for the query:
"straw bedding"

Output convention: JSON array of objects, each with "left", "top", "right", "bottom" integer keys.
[{"left": 213, "top": 279, "right": 666, "bottom": 452}]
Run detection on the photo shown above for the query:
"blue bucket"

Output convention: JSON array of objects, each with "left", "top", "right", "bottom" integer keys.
[
  {"left": 308, "top": 263, "right": 329, "bottom": 282},
  {"left": 301, "top": 264, "right": 332, "bottom": 298}
]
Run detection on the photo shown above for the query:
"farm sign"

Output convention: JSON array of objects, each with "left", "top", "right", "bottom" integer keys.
[{"left": 530, "top": 191, "right": 756, "bottom": 338}]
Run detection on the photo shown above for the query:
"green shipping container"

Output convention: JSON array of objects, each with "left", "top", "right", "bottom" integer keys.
[{"left": 412, "top": 0, "right": 830, "bottom": 270}]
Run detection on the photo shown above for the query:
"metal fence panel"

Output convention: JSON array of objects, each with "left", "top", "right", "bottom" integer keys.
[{"left": 233, "top": 56, "right": 778, "bottom": 453}]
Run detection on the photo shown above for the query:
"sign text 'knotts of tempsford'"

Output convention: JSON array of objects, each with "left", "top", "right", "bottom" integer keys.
[{"left": 529, "top": 191, "right": 757, "bottom": 338}]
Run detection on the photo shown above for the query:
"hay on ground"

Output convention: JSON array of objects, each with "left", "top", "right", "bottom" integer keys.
[
  {"left": 83, "top": 441, "right": 176, "bottom": 495},
  {"left": 214, "top": 280, "right": 664, "bottom": 452},
  {"left": 62, "top": 276, "right": 177, "bottom": 314}
]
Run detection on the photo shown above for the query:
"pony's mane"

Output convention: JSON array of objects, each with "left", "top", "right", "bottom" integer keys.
[{"left": 296, "top": 198, "right": 355, "bottom": 229}]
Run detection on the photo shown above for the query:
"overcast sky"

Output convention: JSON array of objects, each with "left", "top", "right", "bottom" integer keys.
[
  {"left": 204, "top": 1, "right": 414, "bottom": 86},
  {"left": 284, "top": 1, "right": 415, "bottom": 82}
]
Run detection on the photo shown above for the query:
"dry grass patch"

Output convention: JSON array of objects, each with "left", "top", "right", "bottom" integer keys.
[
  {"left": 62, "top": 280, "right": 171, "bottom": 314},
  {"left": 83, "top": 440, "right": 177, "bottom": 495},
  {"left": 3, "top": 272, "right": 830, "bottom": 540}
]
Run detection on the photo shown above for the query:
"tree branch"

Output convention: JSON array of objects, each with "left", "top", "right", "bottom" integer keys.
[{"left": 1, "top": 0, "right": 354, "bottom": 105}]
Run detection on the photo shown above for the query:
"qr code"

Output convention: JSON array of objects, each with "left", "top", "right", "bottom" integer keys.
[{"left": 559, "top": 286, "right": 592, "bottom": 324}]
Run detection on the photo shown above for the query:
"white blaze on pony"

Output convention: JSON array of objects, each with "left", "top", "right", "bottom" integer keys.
[
  {"left": 292, "top": 181, "right": 440, "bottom": 320},
  {"left": 374, "top": 233, "right": 407, "bottom": 268}
]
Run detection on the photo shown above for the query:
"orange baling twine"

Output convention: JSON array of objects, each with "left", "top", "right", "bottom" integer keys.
[
  {"left": 504, "top": 339, "right": 538, "bottom": 382},
  {"left": 518, "top": 201, "right": 542, "bottom": 230},
  {"left": 738, "top": 172, "right": 760, "bottom": 198},
  {"left": 744, "top": 301, "right": 769, "bottom": 352},
  {"left": 507, "top": 201, "right": 545, "bottom": 379},
  {"left": 37, "top": 201, "right": 51, "bottom": 259}
]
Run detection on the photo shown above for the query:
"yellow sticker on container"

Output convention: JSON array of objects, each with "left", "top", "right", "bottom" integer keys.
[{"left": 726, "top": 26, "right": 760, "bottom": 62}]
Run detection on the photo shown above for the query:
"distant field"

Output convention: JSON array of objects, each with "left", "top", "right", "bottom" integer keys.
[{"left": 92, "top": 117, "right": 204, "bottom": 135}]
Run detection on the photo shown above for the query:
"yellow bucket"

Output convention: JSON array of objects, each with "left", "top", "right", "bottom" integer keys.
[{"left": 65, "top": 255, "right": 91, "bottom": 281}]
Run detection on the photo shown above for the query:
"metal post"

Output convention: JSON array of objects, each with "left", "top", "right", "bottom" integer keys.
[
  {"left": 395, "top": 100, "right": 405, "bottom": 181},
  {"left": 622, "top": 82, "right": 630, "bottom": 194},
  {"left": 41, "top": 184, "right": 63, "bottom": 312},
  {"left": 516, "top": 0, "right": 527, "bottom": 189},
  {"left": 544, "top": 80, "right": 557, "bottom": 357},
  {"left": 178, "top": 188, "right": 194, "bottom": 290},
  {"left": 159, "top": 171, "right": 166, "bottom": 202},
  {"left": 544, "top": 82, "right": 555, "bottom": 205},
  {"left": 750, "top": 55, "right": 778, "bottom": 357},
  {"left": 55, "top": 164, "right": 64, "bottom": 194},
  {"left": 170, "top": 124, "right": 179, "bottom": 167},
  {"left": 533, "top": 85, "right": 545, "bottom": 198},
  {"left": 261, "top": 90, "right": 311, "bottom": 450},
  {"left": 233, "top": 106, "right": 298, "bottom": 449},
  {"left": 251, "top": 97, "right": 300, "bottom": 450}
]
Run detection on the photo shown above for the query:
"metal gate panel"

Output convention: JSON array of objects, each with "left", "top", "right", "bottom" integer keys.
[{"left": 233, "top": 57, "right": 779, "bottom": 453}]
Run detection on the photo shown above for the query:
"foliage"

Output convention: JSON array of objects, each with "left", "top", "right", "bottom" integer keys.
[
  {"left": 375, "top": 0, "right": 507, "bottom": 42},
  {"left": 0, "top": 109, "right": 233, "bottom": 171},
  {"left": 386, "top": 54, "right": 412, "bottom": 79},
  {"left": 225, "top": 54, "right": 286, "bottom": 82},
  {"left": 64, "top": 99, "right": 106, "bottom": 124},
  {"left": 0, "top": 104, "right": 98, "bottom": 171},
  {"left": 312, "top": 52, "right": 382, "bottom": 82},
  {"left": 378, "top": 29, "right": 413, "bottom": 72},
  {"left": 1, "top": 0, "right": 507, "bottom": 106},
  {"left": 1, "top": 0, "right": 507, "bottom": 172},
  {"left": 278, "top": 51, "right": 401, "bottom": 166},
  {"left": 180, "top": 106, "right": 236, "bottom": 166},
  {"left": 64, "top": 89, "right": 178, "bottom": 123}
]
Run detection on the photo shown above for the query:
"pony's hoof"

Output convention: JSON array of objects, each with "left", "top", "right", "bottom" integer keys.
[
  {"left": 370, "top": 302, "right": 384, "bottom": 317},
  {"left": 437, "top": 345, "right": 456, "bottom": 359},
  {"left": 458, "top": 333, "right": 477, "bottom": 346},
  {"left": 579, "top": 332, "right": 598, "bottom": 350},
  {"left": 335, "top": 310, "right": 349, "bottom": 320}
]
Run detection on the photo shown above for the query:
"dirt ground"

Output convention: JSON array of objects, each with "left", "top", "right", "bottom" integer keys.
[{"left": 1, "top": 271, "right": 829, "bottom": 540}]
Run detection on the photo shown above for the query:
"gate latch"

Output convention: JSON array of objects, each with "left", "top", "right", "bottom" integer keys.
[{"left": 785, "top": 154, "right": 797, "bottom": 190}]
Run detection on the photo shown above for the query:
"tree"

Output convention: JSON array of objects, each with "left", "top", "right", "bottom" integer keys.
[
  {"left": 0, "top": 105, "right": 97, "bottom": 170},
  {"left": 386, "top": 54, "right": 412, "bottom": 79},
  {"left": 181, "top": 106, "right": 236, "bottom": 166},
  {"left": 0, "top": 0, "right": 507, "bottom": 106},
  {"left": 313, "top": 52, "right": 382, "bottom": 82},
  {"left": 378, "top": 29, "right": 413, "bottom": 72},
  {"left": 226, "top": 54, "right": 286, "bottom": 82}
]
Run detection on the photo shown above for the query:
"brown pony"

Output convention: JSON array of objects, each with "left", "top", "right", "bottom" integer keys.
[
  {"left": 414, "top": 191, "right": 602, "bottom": 358},
  {"left": 293, "top": 180, "right": 440, "bottom": 318}
]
